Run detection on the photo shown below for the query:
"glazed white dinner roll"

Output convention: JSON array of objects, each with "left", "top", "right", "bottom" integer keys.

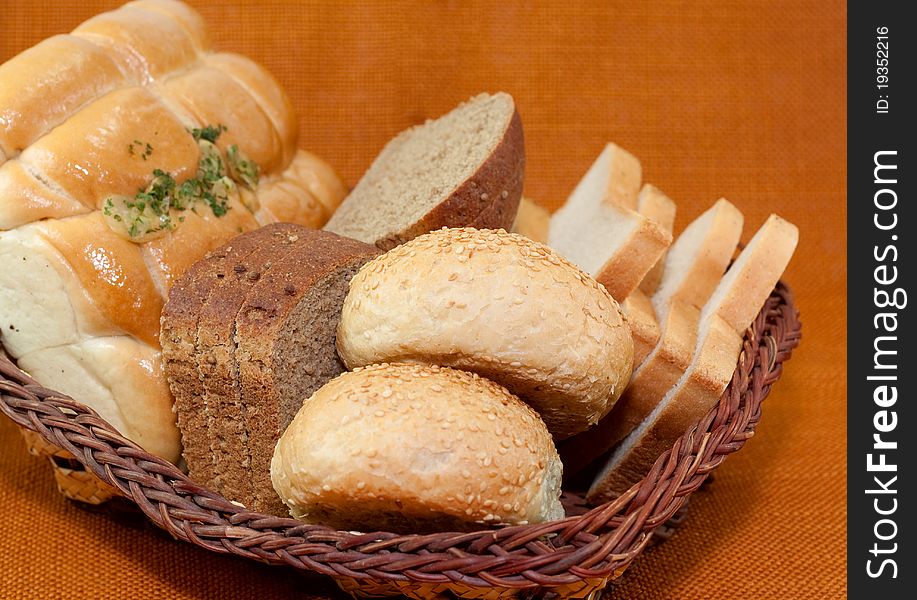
[
  {"left": 270, "top": 363, "right": 564, "bottom": 533},
  {"left": 336, "top": 228, "right": 634, "bottom": 439}
]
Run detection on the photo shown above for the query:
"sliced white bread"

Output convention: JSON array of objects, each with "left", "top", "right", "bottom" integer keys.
[
  {"left": 511, "top": 196, "right": 550, "bottom": 243},
  {"left": 636, "top": 184, "right": 677, "bottom": 293},
  {"left": 323, "top": 92, "right": 524, "bottom": 250},
  {"left": 559, "top": 199, "right": 743, "bottom": 478},
  {"left": 587, "top": 214, "right": 799, "bottom": 502},
  {"left": 620, "top": 289, "right": 659, "bottom": 366},
  {"left": 566, "top": 142, "right": 642, "bottom": 210},
  {"left": 617, "top": 185, "right": 675, "bottom": 370},
  {"left": 548, "top": 145, "right": 671, "bottom": 301}
]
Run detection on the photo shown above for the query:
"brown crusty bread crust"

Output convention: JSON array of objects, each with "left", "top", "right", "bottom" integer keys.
[
  {"left": 235, "top": 230, "right": 380, "bottom": 514},
  {"left": 375, "top": 109, "right": 524, "bottom": 250},
  {"left": 594, "top": 216, "right": 672, "bottom": 301},
  {"left": 195, "top": 223, "right": 310, "bottom": 500},
  {"left": 620, "top": 289, "right": 660, "bottom": 366},
  {"left": 160, "top": 226, "right": 279, "bottom": 484}
]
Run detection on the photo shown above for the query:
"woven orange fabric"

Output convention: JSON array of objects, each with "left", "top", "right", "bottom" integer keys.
[{"left": 0, "top": 1, "right": 845, "bottom": 598}]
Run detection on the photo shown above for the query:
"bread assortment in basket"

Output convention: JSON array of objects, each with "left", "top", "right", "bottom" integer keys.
[{"left": 0, "top": 1, "right": 803, "bottom": 596}]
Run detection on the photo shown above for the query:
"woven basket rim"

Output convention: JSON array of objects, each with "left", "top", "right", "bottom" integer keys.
[{"left": 0, "top": 282, "right": 800, "bottom": 592}]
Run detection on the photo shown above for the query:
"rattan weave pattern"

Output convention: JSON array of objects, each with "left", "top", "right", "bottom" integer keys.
[{"left": 0, "top": 284, "right": 799, "bottom": 598}]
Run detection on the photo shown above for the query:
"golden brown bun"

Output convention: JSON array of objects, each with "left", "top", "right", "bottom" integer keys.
[
  {"left": 336, "top": 228, "right": 634, "bottom": 440},
  {"left": 271, "top": 363, "right": 563, "bottom": 533}
]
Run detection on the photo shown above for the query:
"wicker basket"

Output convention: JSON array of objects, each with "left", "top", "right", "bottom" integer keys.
[{"left": 0, "top": 283, "right": 800, "bottom": 599}]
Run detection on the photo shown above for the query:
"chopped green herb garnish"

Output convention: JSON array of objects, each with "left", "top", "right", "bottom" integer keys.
[
  {"left": 104, "top": 125, "right": 263, "bottom": 242},
  {"left": 227, "top": 144, "right": 260, "bottom": 189},
  {"left": 128, "top": 139, "right": 154, "bottom": 160},
  {"left": 190, "top": 124, "right": 227, "bottom": 143}
]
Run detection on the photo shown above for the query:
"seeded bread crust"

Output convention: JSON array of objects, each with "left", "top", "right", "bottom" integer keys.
[
  {"left": 373, "top": 108, "right": 524, "bottom": 250},
  {"left": 161, "top": 228, "right": 271, "bottom": 483},
  {"left": 271, "top": 363, "right": 564, "bottom": 534},
  {"left": 195, "top": 223, "right": 310, "bottom": 501},
  {"left": 336, "top": 228, "right": 634, "bottom": 441},
  {"left": 234, "top": 230, "right": 380, "bottom": 514}
]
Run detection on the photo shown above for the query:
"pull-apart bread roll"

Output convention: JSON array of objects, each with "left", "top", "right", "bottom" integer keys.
[
  {"left": 549, "top": 143, "right": 673, "bottom": 301},
  {"left": 324, "top": 93, "right": 524, "bottom": 249},
  {"left": 0, "top": 0, "right": 346, "bottom": 464},
  {"left": 587, "top": 215, "right": 798, "bottom": 502},
  {"left": 337, "top": 227, "right": 634, "bottom": 440},
  {"left": 271, "top": 363, "right": 563, "bottom": 533},
  {"left": 560, "top": 199, "right": 743, "bottom": 479},
  {"left": 163, "top": 227, "right": 380, "bottom": 513}
]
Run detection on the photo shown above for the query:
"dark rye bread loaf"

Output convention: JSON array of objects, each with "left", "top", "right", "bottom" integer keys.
[
  {"left": 195, "top": 224, "right": 311, "bottom": 500},
  {"left": 160, "top": 227, "right": 279, "bottom": 483},
  {"left": 323, "top": 92, "right": 524, "bottom": 250},
  {"left": 233, "top": 230, "right": 380, "bottom": 514}
]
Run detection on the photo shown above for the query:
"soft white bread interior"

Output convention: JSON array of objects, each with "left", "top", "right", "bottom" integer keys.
[
  {"left": 15, "top": 336, "right": 179, "bottom": 462},
  {"left": 511, "top": 196, "right": 550, "bottom": 244},
  {"left": 587, "top": 214, "right": 799, "bottom": 502},
  {"left": 565, "top": 143, "right": 642, "bottom": 210},
  {"left": 636, "top": 184, "right": 677, "bottom": 293},
  {"left": 0, "top": 0, "right": 346, "bottom": 462},
  {"left": 324, "top": 92, "right": 524, "bottom": 250},
  {"left": 558, "top": 199, "right": 743, "bottom": 478},
  {"left": 652, "top": 199, "right": 744, "bottom": 312},
  {"left": 548, "top": 144, "right": 671, "bottom": 301},
  {"left": 336, "top": 228, "right": 634, "bottom": 440},
  {"left": 271, "top": 363, "right": 564, "bottom": 533}
]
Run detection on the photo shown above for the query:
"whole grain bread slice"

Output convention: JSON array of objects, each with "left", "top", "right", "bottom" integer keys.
[
  {"left": 195, "top": 223, "right": 311, "bottom": 502},
  {"left": 160, "top": 227, "right": 274, "bottom": 483},
  {"left": 559, "top": 199, "right": 743, "bottom": 479},
  {"left": 234, "top": 230, "right": 380, "bottom": 515},
  {"left": 548, "top": 144, "right": 671, "bottom": 301},
  {"left": 587, "top": 214, "right": 799, "bottom": 502},
  {"left": 324, "top": 92, "right": 524, "bottom": 250}
]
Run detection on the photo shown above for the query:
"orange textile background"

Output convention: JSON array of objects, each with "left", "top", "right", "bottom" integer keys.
[{"left": 0, "top": 1, "right": 846, "bottom": 598}]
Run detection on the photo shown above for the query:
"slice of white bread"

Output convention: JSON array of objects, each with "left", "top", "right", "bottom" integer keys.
[
  {"left": 616, "top": 185, "right": 676, "bottom": 370},
  {"left": 566, "top": 142, "right": 642, "bottom": 210},
  {"left": 636, "top": 184, "right": 677, "bottom": 293},
  {"left": 558, "top": 199, "right": 743, "bottom": 478},
  {"left": 620, "top": 289, "right": 659, "bottom": 366},
  {"left": 324, "top": 92, "right": 524, "bottom": 249},
  {"left": 548, "top": 145, "right": 671, "bottom": 301},
  {"left": 587, "top": 214, "right": 799, "bottom": 502},
  {"left": 511, "top": 196, "right": 550, "bottom": 243}
]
